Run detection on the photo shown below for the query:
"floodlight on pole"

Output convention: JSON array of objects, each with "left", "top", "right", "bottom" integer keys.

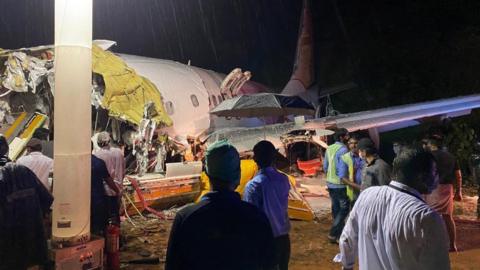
[{"left": 52, "top": 0, "right": 92, "bottom": 246}]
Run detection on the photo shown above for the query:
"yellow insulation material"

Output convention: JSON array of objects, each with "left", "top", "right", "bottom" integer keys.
[
  {"left": 92, "top": 45, "right": 172, "bottom": 126},
  {"left": 196, "top": 159, "right": 314, "bottom": 221}
]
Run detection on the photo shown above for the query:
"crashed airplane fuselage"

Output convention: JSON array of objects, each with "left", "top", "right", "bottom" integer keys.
[{"left": 0, "top": 0, "right": 315, "bottom": 150}]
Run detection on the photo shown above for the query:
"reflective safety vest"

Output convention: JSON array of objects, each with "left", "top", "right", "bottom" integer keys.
[
  {"left": 341, "top": 152, "right": 356, "bottom": 201},
  {"left": 326, "top": 143, "right": 344, "bottom": 185}
]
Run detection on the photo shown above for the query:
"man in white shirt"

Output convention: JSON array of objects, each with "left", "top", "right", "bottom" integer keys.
[
  {"left": 340, "top": 147, "right": 450, "bottom": 270},
  {"left": 93, "top": 131, "right": 125, "bottom": 224},
  {"left": 17, "top": 138, "right": 53, "bottom": 192}
]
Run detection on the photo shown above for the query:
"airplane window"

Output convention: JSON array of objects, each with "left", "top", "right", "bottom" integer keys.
[
  {"left": 190, "top": 94, "right": 199, "bottom": 107},
  {"left": 165, "top": 101, "right": 174, "bottom": 115},
  {"left": 212, "top": 95, "right": 218, "bottom": 106}
]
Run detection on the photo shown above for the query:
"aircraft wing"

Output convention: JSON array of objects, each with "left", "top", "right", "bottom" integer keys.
[
  {"left": 208, "top": 94, "right": 480, "bottom": 151},
  {"left": 307, "top": 94, "right": 480, "bottom": 132},
  {"left": 205, "top": 123, "right": 297, "bottom": 153}
]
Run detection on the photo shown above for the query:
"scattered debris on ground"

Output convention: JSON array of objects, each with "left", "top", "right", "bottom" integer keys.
[{"left": 120, "top": 182, "right": 480, "bottom": 269}]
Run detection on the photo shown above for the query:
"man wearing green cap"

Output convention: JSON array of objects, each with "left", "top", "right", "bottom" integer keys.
[{"left": 165, "top": 140, "right": 275, "bottom": 270}]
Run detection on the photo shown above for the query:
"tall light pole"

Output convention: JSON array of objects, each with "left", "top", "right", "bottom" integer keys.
[{"left": 52, "top": 0, "right": 92, "bottom": 245}]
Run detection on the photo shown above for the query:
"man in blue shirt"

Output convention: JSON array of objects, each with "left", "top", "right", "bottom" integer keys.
[
  {"left": 338, "top": 135, "right": 365, "bottom": 206},
  {"left": 244, "top": 140, "right": 291, "bottom": 270},
  {"left": 323, "top": 128, "right": 350, "bottom": 243},
  {"left": 91, "top": 153, "right": 119, "bottom": 235}
]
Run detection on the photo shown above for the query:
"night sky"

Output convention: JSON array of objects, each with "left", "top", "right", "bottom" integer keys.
[{"left": 1, "top": 0, "right": 480, "bottom": 112}]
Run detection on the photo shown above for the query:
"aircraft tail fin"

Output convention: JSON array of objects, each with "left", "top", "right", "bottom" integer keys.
[{"left": 282, "top": 0, "right": 314, "bottom": 96}]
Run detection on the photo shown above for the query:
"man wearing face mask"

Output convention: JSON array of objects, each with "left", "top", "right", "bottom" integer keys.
[
  {"left": 339, "top": 147, "right": 450, "bottom": 270},
  {"left": 357, "top": 138, "right": 392, "bottom": 190}
]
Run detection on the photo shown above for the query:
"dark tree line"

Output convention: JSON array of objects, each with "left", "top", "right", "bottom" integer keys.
[{"left": 325, "top": 0, "right": 480, "bottom": 112}]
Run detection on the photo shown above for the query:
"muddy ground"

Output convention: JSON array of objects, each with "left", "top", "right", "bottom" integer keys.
[{"left": 120, "top": 188, "right": 480, "bottom": 270}]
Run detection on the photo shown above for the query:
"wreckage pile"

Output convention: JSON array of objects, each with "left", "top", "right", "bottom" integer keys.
[
  {"left": 0, "top": 47, "right": 54, "bottom": 128},
  {"left": 1, "top": 43, "right": 317, "bottom": 230},
  {"left": 0, "top": 44, "right": 172, "bottom": 126},
  {"left": 0, "top": 44, "right": 174, "bottom": 174}
]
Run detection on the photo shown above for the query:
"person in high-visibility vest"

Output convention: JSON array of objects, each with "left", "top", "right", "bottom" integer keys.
[
  {"left": 338, "top": 135, "right": 365, "bottom": 206},
  {"left": 323, "top": 128, "right": 350, "bottom": 244}
]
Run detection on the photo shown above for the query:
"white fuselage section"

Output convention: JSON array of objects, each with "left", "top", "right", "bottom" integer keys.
[{"left": 119, "top": 54, "right": 263, "bottom": 141}]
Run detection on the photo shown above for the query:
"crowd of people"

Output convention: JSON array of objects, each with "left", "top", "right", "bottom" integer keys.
[
  {"left": 323, "top": 128, "right": 463, "bottom": 270},
  {"left": 165, "top": 140, "right": 291, "bottom": 270},
  {"left": 0, "top": 125, "right": 474, "bottom": 270},
  {"left": 0, "top": 130, "right": 125, "bottom": 269},
  {"left": 165, "top": 127, "right": 466, "bottom": 270}
]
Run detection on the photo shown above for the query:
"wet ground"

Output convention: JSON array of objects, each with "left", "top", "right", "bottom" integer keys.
[{"left": 120, "top": 177, "right": 480, "bottom": 270}]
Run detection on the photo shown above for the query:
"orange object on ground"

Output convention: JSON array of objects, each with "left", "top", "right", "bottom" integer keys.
[
  {"left": 297, "top": 158, "right": 322, "bottom": 176},
  {"left": 129, "top": 178, "right": 166, "bottom": 219},
  {"left": 124, "top": 174, "right": 200, "bottom": 217}
]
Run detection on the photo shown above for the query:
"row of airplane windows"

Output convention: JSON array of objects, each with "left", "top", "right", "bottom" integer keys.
[{"left": 163, "top": 94, "right": 226, "bottom": 115}]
